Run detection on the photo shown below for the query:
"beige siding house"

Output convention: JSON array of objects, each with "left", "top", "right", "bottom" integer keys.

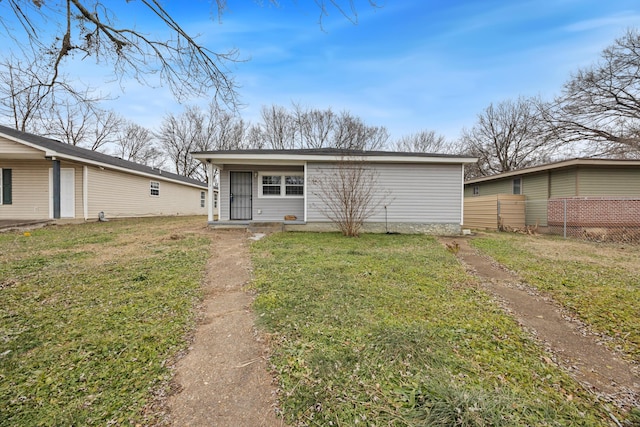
[
  {"left": 0, "top": 125, "right": 209, "bottom": 221},
  {"left": 192, "top": 149, "right": 477, "bottom": 234},
  {"left": 464, "top": 158, "right": 640, "bottom": 231}
]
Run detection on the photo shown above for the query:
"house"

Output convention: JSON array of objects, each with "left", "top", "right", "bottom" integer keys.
[
  {"left": 464, "top": 158, "right": 640, "bottom": 237},
  {"left": 192, "top": 149, "right": 477, "bottom": 234},
  {"left": 0, "top": 125, "right": 211, "bottom": 222}
]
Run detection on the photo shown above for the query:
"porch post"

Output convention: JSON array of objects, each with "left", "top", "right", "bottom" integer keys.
[
  {"left": 52, "top": 159, "right": 61, "bottom": 219},
  {"left": 303, "top": 161, "right": 308, "bottom": 222},
  {"left": 83, "top": 166, "right": 89, "bottom": 220}
]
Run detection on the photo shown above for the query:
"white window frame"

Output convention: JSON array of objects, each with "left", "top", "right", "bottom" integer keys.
[
  {"left": 512, "top": 178, "right": 521, "bottom": 195},
  {"left": 150, "top": 181, "right": 160, "bottom": 197},
  {"left": 258, "top": 172, "right": 304, "bottom": 198},
  {"left": 200, "top": 191, "right": 206, "bottom": 207},
  {"left": 472, "top": 185, "right": 479, "bottom": 196}
]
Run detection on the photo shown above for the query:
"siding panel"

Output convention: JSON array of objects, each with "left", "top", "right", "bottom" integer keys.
[
  {"left": 577, "top": 167, "right": 640, "bottom": 196},
  {"left": 86, "top": 166, "right": 206, "bottom": 219},
  {"left": 470, "top": 179, "right": 513, "bottom": 197},
  {"left": 306, "top": 162, "right": 463, "bottom": 224},
  {"left": 550, "top": 169, "right": 576, "bottom": 197},
  {"left": 523, "top": 173, "right": 549, "bottom": 226},
  {"left": 0, "top": 160, "right": 50, "bottom": 219},
  {"left": 0, "top": 137, "right": 44, "bottom": 158}
]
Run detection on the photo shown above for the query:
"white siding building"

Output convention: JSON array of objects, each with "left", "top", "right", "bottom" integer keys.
[{"left": 0, "top": 125, "right": 211, "bottom": 221}]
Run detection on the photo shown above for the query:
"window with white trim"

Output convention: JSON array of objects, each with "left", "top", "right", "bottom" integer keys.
[
  {"left": 0, "top": 168, "right": 12, "bottom": 205},
  {"left": 472, "top": 185, "right": 479, "bottom": 196},
  {"left": 512, "top": 178, "right": 521, "bottom": 195},
  {"left": 259, "top": 172, "right": 304, "bottom": 197},
  {"left": 261, "top": 175, "right": 281, "bottom": 195},
  {"left": 200, "top": 191, "right": 206, "bottom": 207},
  {"left": 150, "top": 181, "right": 160, "bottom": 197}
]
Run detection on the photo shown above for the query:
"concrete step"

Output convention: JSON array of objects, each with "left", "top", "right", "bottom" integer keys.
[{"left": 248, "top": 222, "right": 283, "bottom": 233}]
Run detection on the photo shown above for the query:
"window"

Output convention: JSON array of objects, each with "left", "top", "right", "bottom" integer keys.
[
  {"left": 259, "top": 172, "right": 304, "bottom": 197},
  {"left": 0, "top": 168, "right": 11, "bottom": 205},
  {"left": 150, "top": 181, "right": 160, "bottom": 196},
  {"left": 200, "top": 191, "right": 206, "bottom": 208},
  {"left": 472, "top": 185, "right": 479, "bottom": 196},
  {"left": 285, "top": 175, "right": 304, "bottom": 195},
  {"left": 261, "top": 175, "right": 282, "bottom": 195},
  {"left": 512, "top": 178, "right": 521, "bottom": 195}
]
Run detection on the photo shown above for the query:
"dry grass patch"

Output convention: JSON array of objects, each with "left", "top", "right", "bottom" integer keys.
[
  {"left": 251, "top": 232, "right": 618, "bottom": 426},
  {"left": 470, "top": 232, "right": 640, "bottom": 361},
  {"left": 0, "top": 216, "right": 211, "bottom": 426}
]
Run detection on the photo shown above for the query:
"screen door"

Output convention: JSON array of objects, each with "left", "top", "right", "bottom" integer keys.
[{"left": 229, "top": 171, "right": 252, "bottom": 220}]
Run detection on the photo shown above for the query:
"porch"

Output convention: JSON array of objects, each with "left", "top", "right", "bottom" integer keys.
[{"left": 209, "top": 220, "right": 306, "bottom": 233}]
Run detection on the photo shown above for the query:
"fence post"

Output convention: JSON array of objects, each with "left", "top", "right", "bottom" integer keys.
[{"left": 563, "top": 198, "right": 567, "bottom": 239}]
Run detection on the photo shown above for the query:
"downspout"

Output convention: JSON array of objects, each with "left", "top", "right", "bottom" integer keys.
[{"left": 52, "top": 158, "right": 61, "bottom": 219}]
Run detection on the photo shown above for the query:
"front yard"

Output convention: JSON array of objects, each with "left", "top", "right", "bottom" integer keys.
[
  {"left": 251, "top": 232, "right": 627, "bottom": 426},
  {"left": 1, "top": 219, "right": 638, "bottom": 426},
  {"left": 0, "top": 217, "right": 211, "bottom": 426}
]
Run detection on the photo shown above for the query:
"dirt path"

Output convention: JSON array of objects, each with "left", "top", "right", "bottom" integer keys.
[
  {"left": 440, "top": 237, "right": 640, "bottom": 409},
  {"left": 166, "top": 230, "right": 285, "bottom": 427}
]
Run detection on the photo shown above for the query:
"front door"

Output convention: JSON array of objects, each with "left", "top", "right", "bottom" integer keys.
[
  {"left": 229, "top": 171, "right": 252, "bottom": 220},
  {"left": 60, "top": 168, "right": 75, "bottom": 218}
]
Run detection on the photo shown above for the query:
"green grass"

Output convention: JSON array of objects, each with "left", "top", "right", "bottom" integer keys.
[
  {"left": 0, "top": 217, "right": 211, "bottom": 426},
  {"left": 251, "top": 232, "right": 617, "bottom": 426},
  {"left": 469, "top": 232, "right": 640, "bottom": 361}
]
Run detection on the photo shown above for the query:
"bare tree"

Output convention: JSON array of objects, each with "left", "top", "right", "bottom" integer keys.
[
  {"left": 333, "top": 111, "right": 389, "bottom": 150},
  {"left": 0, "top": 53, "right": 104, "bottom": 134},
  {"left": 544, "top": 30, "right": 640, "bottom": 158},
  {"left": 0, "top": 55, "right": 50, "bottom": 132},
  {"left": 291, "top": 103, "right": 335, "bottom": 148},
  {"left": 157, "top": 103, "right": 247, "bottom": 180},
  {"left": 41, "top": 102, "right": 123, "bottom": 151},
  {"left": 209, "top": 108, "right": 249, "bottom": 150},
  {"left": 158, "top": 106, "right": 211, "bottom": 181},
  {"left": 392, "top": 130, "right": 450, "bottom": 153},
  {"left": 245, "top": 123, "right": 267, "bottom": 149},
  {"left": 459, "top": 97, "right": 556, "bottom": 178},
  {"left": 311, "top": 158, "right": 386, "bottom": 237},
  {"left": 258, "top": 104, "right": 389, "bottom": 150},
  {"left": 112, "top": 121, "right": 164, "bottom": 167},
  {"left": 0, "top": 1, "right": 238, "bottom": 104},
  {"left": 260, "top": 105, "right": 296, "bottom": 149},
  {"left": 0, "top": 1, "right": 379, "bottom": 105}
]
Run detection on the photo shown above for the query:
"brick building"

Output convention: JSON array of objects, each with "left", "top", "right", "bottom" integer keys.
[{"left": 463, "top": 158, "right": 640, "bottom": 240}]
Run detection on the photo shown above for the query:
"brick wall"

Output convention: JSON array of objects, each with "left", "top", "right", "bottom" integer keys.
[{"left": 547, "top": 197, "right": 640, "bottom": 242}]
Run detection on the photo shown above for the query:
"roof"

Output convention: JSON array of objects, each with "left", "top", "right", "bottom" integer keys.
[
  {"left": 192, "top": 148, "right": 477, "bottom": 165},
  {"left": 465, "top": 158, "right": 640, "bottom": 185},
  {"left": 0, "top": 125, "right": 207, "bottom": 189}
]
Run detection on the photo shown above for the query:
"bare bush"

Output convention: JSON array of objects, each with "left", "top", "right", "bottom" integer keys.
[{"left": 311, "top": 158, "right": 385, "bottom": 237}]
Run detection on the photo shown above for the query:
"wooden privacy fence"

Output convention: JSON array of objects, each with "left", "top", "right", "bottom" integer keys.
[{"left": 464, "top": 194, "right": 526, "bottom": 230}]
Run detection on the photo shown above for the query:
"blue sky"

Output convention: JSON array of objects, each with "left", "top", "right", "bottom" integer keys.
[{"left": 3, "top": 0, "right": 640, "bottom": 142}]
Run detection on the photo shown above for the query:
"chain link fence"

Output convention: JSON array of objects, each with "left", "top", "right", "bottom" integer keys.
[{"left": 496, "top": 197, "right": 640, "bottom": 243}]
